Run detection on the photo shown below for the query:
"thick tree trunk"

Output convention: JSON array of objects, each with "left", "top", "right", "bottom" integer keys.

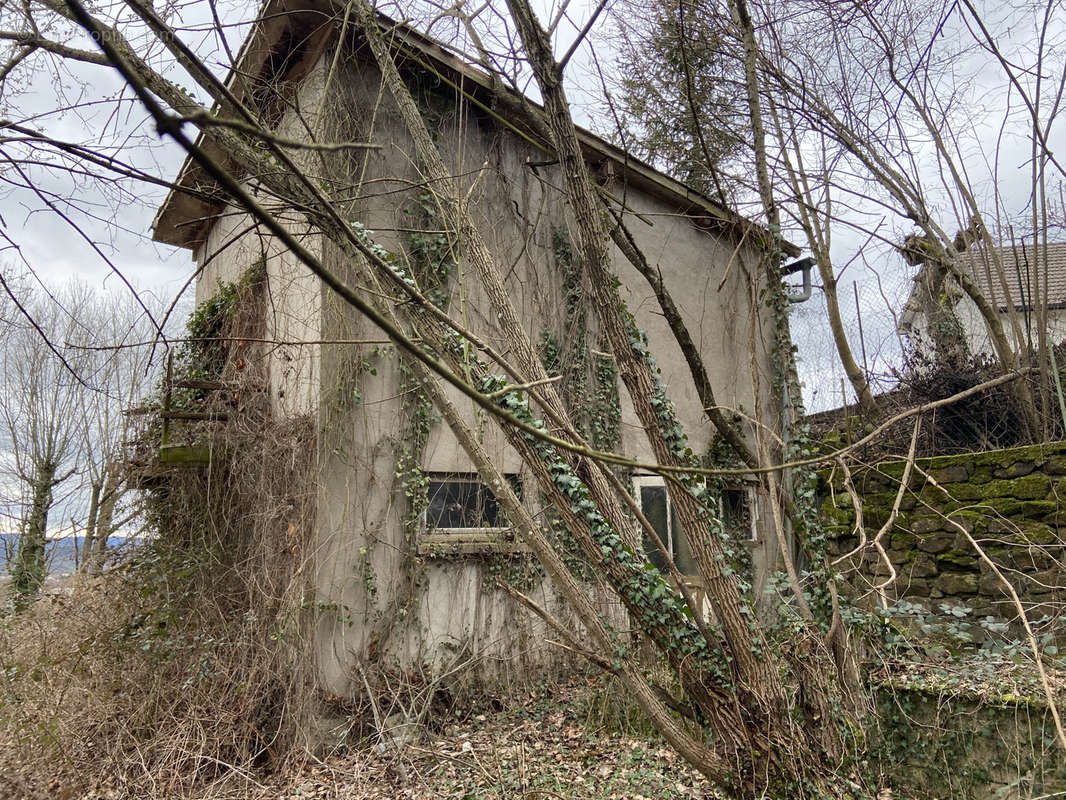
[
  {"left": 499, "top": 0, "right": 864, "bottom": 793},
  {"left": 11, "top": 460, "right": 57, "bottom": 608}
]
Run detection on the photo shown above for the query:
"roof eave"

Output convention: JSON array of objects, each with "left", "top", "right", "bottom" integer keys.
[{"left": 152, "top": 2, "right": 797, "bottom": 257}]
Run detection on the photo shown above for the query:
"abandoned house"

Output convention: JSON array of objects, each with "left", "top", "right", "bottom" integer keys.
[
  {"left": 152, "top": 2, "right": 799, "bottom": 693},
  {"left": 900, "top": 239, "right": 1066, "bottom": 358}
]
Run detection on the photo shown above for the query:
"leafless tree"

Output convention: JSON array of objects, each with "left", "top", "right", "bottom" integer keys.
[
  {"left": 0, "top": 273, "right": 90, "bottom": 605},
  {"left": 73, "top": 290, "right": 160, "bottom": 571},
  {"left": 0, "top": 0, "right": 1062, "bottom": 794},
  {"left": 618, "top": 0, "right": 1066, "bottom": 432}
]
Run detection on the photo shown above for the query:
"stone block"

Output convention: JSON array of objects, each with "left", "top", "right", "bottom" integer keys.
[
  {"left": 946, "top": 515, "right": 975, "bottom": 534},
  {"left": 910, "top": 515, "right": 942, "bottom": 535},
  {"left": 868, "top": 555, "right": 895, "bottom": 577},
  {"left": 936, "top": 551, "right": 979, "bottom": 570},
  {"left": 994, "top": 460, "right": 1035, "bottom": 479},
  {"left": 978, "top": 571, "right": 1008, "bottom": 596},
  {"left": 1018, "top": 523, "right": 1057, "bottom": 546},
  {"left": 987, "top": 518, "right": 1020, "bottom": 534},
  {"left": 891, "top": 531, "right": 917, "bottom": 550},
  {"left": 937, "top": 572, "right": 979, "bottom": 595},
  {"left": 823, "top": 525, "right": 854, "bottom": 541},
  {"left": 969, "top": 602, "right": 998, "bottom": 618},
  {"left": 984, "top": 498, "right": 1023, "bottom": 516},
  {"left": 957, "top": 476, "right": 1049, "bottom": 501},
  {"left": 1022, "top": 499, "right": 1060, "bottom": 517},
  {"left": 900, "top": 577, "right": 933, "bottom": 597},
  {"left": 1010, "top": 474, "right": 1052, "bottom": 500},
  {"left": 932, "top": 463, "right": 972, "bottom": 483},
  {"left": 917, "top": 532, "right": 955, "bottom": 554},
  {"left": 949, "top": 482, "right": 987, "bottom": 501},
  {"left": 1044, "top": 455, "right": 1066, "bottom": 475},
  {"left": 1018, "top": 546, "right": 1061, "bottom": 571},
  {"left": 859, "top": 477, "right": 889, "bottom": 494},
  {"left": 1029, "top": 569, "right": 1066, "bottom": 591},
  {"left": 903, "top": 552, "right": 937, "bottom": 578}
]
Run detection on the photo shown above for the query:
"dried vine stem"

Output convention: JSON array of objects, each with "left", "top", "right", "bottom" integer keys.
[{"left": 833, "top": 420, "right": 921, "bottom": 607}]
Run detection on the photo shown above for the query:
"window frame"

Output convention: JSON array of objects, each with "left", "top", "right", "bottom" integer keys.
[
  {"left": 417, "top": 472, "right": 527, "bottom": 556},
  {"left": 632, "top": 476, "right": 760, "bottom": 577},
  {"left": 633, "top": 474, "right": 676, "bottom": 560},
  {"left": 632, "top": 474, "right": 698, "bottom": 576},
  {"left": 720, "top": 484, "right": 759, "bottom": 543}
]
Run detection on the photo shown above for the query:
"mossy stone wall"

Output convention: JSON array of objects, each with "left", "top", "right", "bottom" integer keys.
[
  {"left": 876, "top": 686, "right": 1065, "bottom": 799},
  {"left": 820, "top": 441, "right": 1066, "bottom": 625}
]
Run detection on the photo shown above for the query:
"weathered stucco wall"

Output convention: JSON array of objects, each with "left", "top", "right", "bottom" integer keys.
[
  {"left": 188, "top": 35, "right": 787, "bottom": 694},
  {"left": 821, "top": 441, "right": 1066, "bottom": 626},
  {"left": 191, "top": 55, "right": 327, "bottom": 421},
  {"left": 945, "top": 292, "right": 1066, "bottom": 358}
]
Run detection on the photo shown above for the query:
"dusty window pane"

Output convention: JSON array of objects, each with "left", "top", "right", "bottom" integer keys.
[
  {"left": 640, "top": 484, "right": 670, "bottom": 573},
  {"left": 426, "top": 479, "right": 502, "bottom": 529},
  {"left": 672, "top": 504, "right": 699, "bottom": 575}
]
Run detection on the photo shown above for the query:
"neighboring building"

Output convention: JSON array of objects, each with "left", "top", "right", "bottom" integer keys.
[
  {"left": 900, "top": 240, "right": 1066, "bottom": 357},
  {"left": 152, "top": 2, "right": 794, "bottom": 693}
]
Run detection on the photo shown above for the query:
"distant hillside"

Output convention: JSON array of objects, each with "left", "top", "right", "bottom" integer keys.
[{"left": 0, "top": 534, "right": 142, "bottom": 576}]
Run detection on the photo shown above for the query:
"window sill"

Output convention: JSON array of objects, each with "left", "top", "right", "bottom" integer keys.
[{"left": 417, "top": 530, "right": 531, "bottom": 556}]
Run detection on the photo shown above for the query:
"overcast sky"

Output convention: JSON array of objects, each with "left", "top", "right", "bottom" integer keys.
[{"left": 1, "top": 0, "right": 1061, "bottom": 414}]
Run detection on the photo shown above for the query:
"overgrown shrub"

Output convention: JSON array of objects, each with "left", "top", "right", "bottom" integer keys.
[{"left": 0, "top": 268, "right": 321, "bottom": 798}]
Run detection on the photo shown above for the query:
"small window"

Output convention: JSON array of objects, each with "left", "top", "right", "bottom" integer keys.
[
  {"left": 633, "top": 476, "right": 698, "bottom": 575},
  {"left": 424, "top": 474, "right": 520, "bottom": 531},
  {"left": 721, "top": 486, "right": 757, "bottom": 543},
  {"left": 419, "top": 474, "right": 526, "bottom": 556}
]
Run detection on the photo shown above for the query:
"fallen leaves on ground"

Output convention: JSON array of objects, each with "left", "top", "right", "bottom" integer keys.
[{"left": 258, "top": 680, "right": 718, "bottom": 800}]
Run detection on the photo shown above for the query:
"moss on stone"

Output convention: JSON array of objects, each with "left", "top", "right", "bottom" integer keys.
[
  {"left": 973, "top": 497, "right": 1023, "bottom": 516},
  {"left": 821, "top": 503, "right": 854, "bottom": 527},
  {"left": 823, "top": 524, "right": 853, "bottom": 540},
  {"left": 891, "top": 531, "right": 917, "bottom": 550},
  {"left": 1019, "top": 500, "right": 1058, "bottom": 518},
  {"left": 817, "top": 441, "right": 1066, "bottom": 618},
  {"left": 994, "top": 460, "right": 1035, "bottom": 479},
  {"left": 950, "top": 474, "right": 1050, "bottom": 501},
  {"left": 931, "top": 463, "right": 972, "bottom": 483},
  {"left": 936, "top": 551, "right": 979, "bottom": 570},
  {"left": 1008, "top": 474, "right": 1052, "bottom": 499},
  {"left": 936, "top": 572, "right": 979, "bottom": 595},
  {"left": 1017, "top": 523, "right": 1057, "bottom": 546},
  {"left": 946, "top": 510, "right": 980, "bottom": 532}
]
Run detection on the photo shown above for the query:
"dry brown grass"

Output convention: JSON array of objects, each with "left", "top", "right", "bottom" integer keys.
[
  {"left": 0, "top": 315, "right": 320, "bottom": 800},
  {"left": 0, "top": 428, "right": 317, "bottom": 798}
]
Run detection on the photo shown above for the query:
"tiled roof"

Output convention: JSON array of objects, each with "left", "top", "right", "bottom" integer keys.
[{"left": 962, "top": 241, "right": 1066, "bottom": 311}]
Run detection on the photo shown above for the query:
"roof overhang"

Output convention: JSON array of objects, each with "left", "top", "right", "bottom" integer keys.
[{"left": 152, "top": 1, "right": 799, "bottom": 258}]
